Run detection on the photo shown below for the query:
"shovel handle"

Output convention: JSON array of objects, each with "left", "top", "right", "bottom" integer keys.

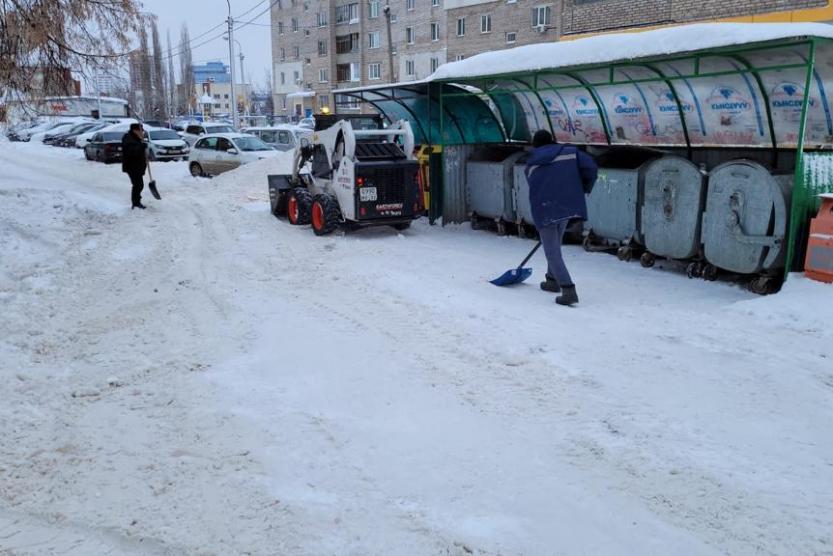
[{"left": 517, "top": 240, "right": 542, "bottom": 269}]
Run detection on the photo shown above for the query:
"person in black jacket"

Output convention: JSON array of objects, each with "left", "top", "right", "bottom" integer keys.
[{"left": 122, "top": 123, "right": 148, "bottom": 209}]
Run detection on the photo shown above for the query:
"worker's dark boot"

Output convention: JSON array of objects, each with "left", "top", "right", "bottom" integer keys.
[
  {"left": 555, "top": 285, "right": 578, "bottom": 306},
  {"left": 540, "top": 274, "right": 561, "bottom": 293}
]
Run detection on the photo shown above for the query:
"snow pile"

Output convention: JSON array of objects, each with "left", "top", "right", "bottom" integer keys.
[
  {"left": 430, "top": 22, "right": 833, "bottom": 81},
  {"left": 731, "top": 274, "right": 833, "bottom": 334},
  {"left": 1, "top": 139, "right": 832, "bottom": 555}
]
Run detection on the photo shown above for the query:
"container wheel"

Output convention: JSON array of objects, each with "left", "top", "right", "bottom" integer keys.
[
  {"left": 749, "top": 276, "right": 779, "bottom": 295},
  {"left": 392, "top": 222, "right": 411, "bottom": 231},
  {"left": 287, "top": 187, "right": 312, "bottom": 226},
  {"left": 311, "top": 194, "right": 340, "bottom": 235},
  {"left": 189, "top": 162, "right": 204, "bottom": 177},
  {"left": 686, "top": 261, "right": 703, "bottom": 279},
  {"left": 582, "top": 234, "right": 594, "bottom": 252},
  {"left": 640, "top": 252, "right": 656, "bottom": 268},
  {"left": 616, "top": 245, "right": 633, "bottom": 262},
  {"left": 496, "top": 220, "right": 507, "bottom": 236},
  {"left": 702, "top": 264, "right": 719, "bottom": 282}
]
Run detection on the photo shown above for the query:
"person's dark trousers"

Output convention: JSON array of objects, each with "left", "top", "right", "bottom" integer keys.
[
  {"left": 538, "top": 219, "right": 573, "bottom": 287},
  {"left": 128, "top": 172, "right": 144, "bottom": 207}
]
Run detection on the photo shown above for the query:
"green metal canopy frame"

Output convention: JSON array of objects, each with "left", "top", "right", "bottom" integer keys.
[{"left": 336, "top": 35, "right": 833, "bottom": 275}]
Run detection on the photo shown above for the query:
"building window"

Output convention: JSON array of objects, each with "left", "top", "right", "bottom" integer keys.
[
  {"left": 280, "top": 72, "right": 286, "bottom": 85},
  {"left": 214, "top": 103, "right": 221, "bottom": 108},
  {"left": 337, "top": 64, "right": 350, "bottom": 82},
  {"left": 369, "top": 62, "right": 381, "bottom": 80},
  {"left": 480, "top": 14, "right": 491, "bottom": 33},
  {"left": 335, "top": 3, "right": 359, "bottom": 24},
  {"left": 406, "top": 0, "right": 414, "bottom": 10},
  {"left": 430, "top": 57, "right": 439, "bottom": 72},
  {"left": 318, "top": 40, "right": 328, "bottom": 56},
  {"left": 532, "top": 5, "right": 551, "bottom": 27},
  {"left": 336, "top": 63, "right": 361, "bottom": 82},
  {"left": 318, "top": 94, "right": 330, "bottom": 109},
  {"left": 432, "top": 0, "right": 439, "bottom": 6},
  {"left": 317, "top": 11, "right": 328, "bottom": 26},
  {"left": 507, "top": 0, "right": 516, "bottom": 3},
  {"left": 224, "top": 94, "right": 229, "bottom": 99},
  {"left": 282, "top": 96, "right": 287, "bottom": 109},
  {"left": 506, "top": 31, "right": 516, "bottom": 43},
  {"left": 390, "top": 13, "right": 397, "bottom": 22},
  {"left": 280, "top": 48, "right": 286, "bottom": 61},
  {"left": 304, "top": 29, "right": 311, "bottom": 37},
  {"left": 291, "top": 17, "right": 299, "bottom": 32},
  {"left": 430, "top": 22, "right": 440, "bottom": 41},
  {"left": 278, "top": 21, "right": 284, "bottom": 34},
  {"left": 456, "top": 17, "right": 465, "bottom": 37},
  {"left": 319, "top": 68, "right": 329, "bottom": 82},
  {"left": 369, "top": 0, "right": 380, "bottom": 18},
  {"left": 405, "top": 59, "right": 415, "bottom": 76},
  {"left": 293, "top": 70, "right": 300, "bottom": 83},
  {"left": 293, "top": 46, "right": 300, "bottom": 58},
  {"left": 405, "top": 26, "right": 414, "bottom": 44},
  {"left": 455, "top": 54, "right": 465, "bottom": 61},
  {"left": 336, "top": 94, "right": 360, "bottom": 110},
  {"left": 336, "top": 33, "right": 360, "bottom": 54},
  {"left": 368, "top": 31, "right": 380, "bottom": 49},
  {"left": 303, "top": 1, "right": 309, "bottom": 10}
]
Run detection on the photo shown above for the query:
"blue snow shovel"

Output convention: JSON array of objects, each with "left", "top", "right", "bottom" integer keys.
[{"left": 491, "top": 240, "right": 542, "bottom": 286}]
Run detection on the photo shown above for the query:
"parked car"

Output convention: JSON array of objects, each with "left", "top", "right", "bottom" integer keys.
[
  {"left": 146, "top": 128, "right": 190, "bottom": 161},
  {"left": 142, "top": 119, "right": 170, "bottom": 129},
  {"left": 44, "top": 122, "right": 101, "bottom": 146},
  {"left": 180, "top": 122, "right": 236, "bottom": 146},
  {"left": 240, "top": 126, "right": 299, "bottom": 151},
  {"left": 75, "top": 121, "right": 136, "bottom": 148},
  {"left": 84, "top": 131, "right": 124, "bottom": 163},
  {"left": 188, "top": 133, "right": 278, "bottom": 177}
]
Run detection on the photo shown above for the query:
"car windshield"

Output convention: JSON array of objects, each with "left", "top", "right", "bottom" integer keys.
[
  {"left": 207, "top": 125, "right": 234, "bottom": 134},
  {"left": 234, "top": 136, "right": 272, "bottom": 151},
  {"left": 149, "top": 130, "right": 181, "bottom": 140}
]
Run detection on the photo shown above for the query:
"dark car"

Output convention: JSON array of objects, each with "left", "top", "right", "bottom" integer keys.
[
  {"left": 46, "top": 122, "right": 103, "bottom": 147},
  {"left": 142, "top": 120, "right": 170, "bottom": 129},
  {"left": 84, "top": 131, "right": 124, "bottom": 163}
]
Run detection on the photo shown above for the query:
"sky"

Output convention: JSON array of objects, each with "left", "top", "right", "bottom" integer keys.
[{"left": 137, "top": 0, "right": 274, "bottom": 89}]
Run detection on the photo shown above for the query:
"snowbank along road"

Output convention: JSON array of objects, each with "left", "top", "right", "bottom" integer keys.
[{"left": 0, "top": 140, "right": 831, "bottom": 556}]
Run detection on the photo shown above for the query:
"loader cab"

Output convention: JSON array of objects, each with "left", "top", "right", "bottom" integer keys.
[{"left": 314, "top": 114, "right": 384, "bottom": 133}]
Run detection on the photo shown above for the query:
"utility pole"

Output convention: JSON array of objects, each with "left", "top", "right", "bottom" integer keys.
[
  {"left": 225, "top": 0, "right": 239, "bottom": 128},
  {"left": 383, "top": 2, "right": 395, "bottom": 83}
]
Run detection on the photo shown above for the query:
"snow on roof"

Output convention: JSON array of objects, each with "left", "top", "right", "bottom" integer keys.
[{"left": 430, "top": 22, "right": 833, "bottom": 81}]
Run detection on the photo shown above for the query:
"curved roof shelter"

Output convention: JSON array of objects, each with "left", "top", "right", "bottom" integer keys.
[
  {"left": 335, "top": 22, "right": 833, "bottom": 271},
  {"left": 337, "top": 23, "right": 833, "bottom": 150}
]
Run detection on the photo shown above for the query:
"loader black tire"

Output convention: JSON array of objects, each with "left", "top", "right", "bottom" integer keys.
[
  {"left": 287, "top": 187, "right": 312, "bottom": 225},
  {"left": 311, "top": 194, "right": 341, "bottom": 236}
]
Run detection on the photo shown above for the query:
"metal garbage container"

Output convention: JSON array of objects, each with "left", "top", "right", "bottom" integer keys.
[
  {"left": 639, "top": 156, "right": 706, "bottom": 268},
  {"left": 701, "top": 160, "right": 792, "bottom": 292},
  {"left": 466, "top": 149, "right": 526, "bottom": 234},
  {"left": 582, "top": 148, "right": 660, "bottom": 260}
]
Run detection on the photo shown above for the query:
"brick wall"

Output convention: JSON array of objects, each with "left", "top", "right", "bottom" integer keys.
[
  {"left": 446, "top": 0, "right": 563, "bottom": 61},
  {"left": 561, "top": 0, "right": 828, "bottom": 35}
]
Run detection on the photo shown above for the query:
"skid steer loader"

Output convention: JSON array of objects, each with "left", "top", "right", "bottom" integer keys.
[{"left": 267, "top": 116, "right": 422, "bottom": 235}]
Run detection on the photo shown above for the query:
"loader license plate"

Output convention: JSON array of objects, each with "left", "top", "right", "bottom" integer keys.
[{"left": 360, "top": 187, "right": 378, "bottom": 202}]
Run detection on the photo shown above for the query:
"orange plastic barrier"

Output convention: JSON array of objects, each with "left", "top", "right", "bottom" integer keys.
[{"left": 805, "top": 194, "right": 833, "bottom": 283}]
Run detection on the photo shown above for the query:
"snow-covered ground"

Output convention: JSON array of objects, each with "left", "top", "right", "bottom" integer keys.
[{"left": 1, "top": 140, "right": 831, "bottom": 556}]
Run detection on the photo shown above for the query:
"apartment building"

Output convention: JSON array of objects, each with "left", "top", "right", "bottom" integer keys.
[
  {"left": 271, "top": 0, "right": 446, "bottom": 116},
  {"left": 271, "top": 0, "right": 831, "bottom": 116}
]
